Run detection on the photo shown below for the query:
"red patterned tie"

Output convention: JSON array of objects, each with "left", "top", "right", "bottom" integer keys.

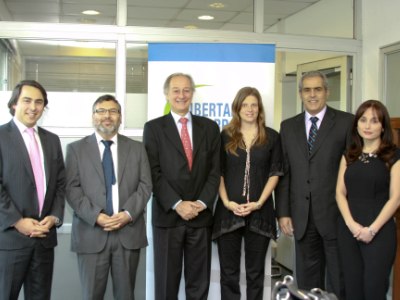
[
  {"left": 26, "top": 128, "right": 45, "bottom": 214},
  {"left": 179, "top": 117, "right": 193, "bottom": 170}
]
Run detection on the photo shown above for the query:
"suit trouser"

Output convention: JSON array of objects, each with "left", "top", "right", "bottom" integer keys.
[
  {"left": 338, "top": 217, "right": 396, "bottom": 300},
  {"left": 295, "top": 211, "right": 344, "bottom": 299},
  {"left": 77, "top": 231, "right": 140, "bottom": 300},
  {"left": 153, "top": 225, "right": 212, "bottom": 300},
  {"left": 0, "top": 243, "right": 54, "bottom": 300},
  {"left": 216, "top": 226, "right": 270, "bottom": 300}
]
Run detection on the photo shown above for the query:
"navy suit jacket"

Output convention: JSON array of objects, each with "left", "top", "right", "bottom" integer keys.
[
  {"left": 0, "top": 120, "right": 65, "bottom": 249},
  {"left": 143, "top": 113, "right": 220, "bottom": 228}
]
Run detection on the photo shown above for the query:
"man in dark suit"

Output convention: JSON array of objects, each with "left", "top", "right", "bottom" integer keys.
[
  {"left": 0, "top": 80, "right": 65, "bottom": 300},
  {"left": 143, "top": 73, "right": 220, "bottom": 300},
  {"left": 276, "top": 71, "right": 353, "bottom": 298},
  {"left": 65, "top": 94, "right": 152, "bottom": 300}
]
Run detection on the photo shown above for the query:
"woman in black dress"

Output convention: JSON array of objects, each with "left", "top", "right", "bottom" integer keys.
[
  {"left": 212, "top": 87, "right": 282, "bottom": 300},
  {"left": 336, "top": 100, "right": 400, "bottom": 300}
]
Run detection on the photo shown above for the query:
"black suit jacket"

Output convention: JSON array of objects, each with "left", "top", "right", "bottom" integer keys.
[
  {"left": 0, "top": 120, "right": 65, "bottom": 249},
  {"left": 276, "top": 107, "right": 353, "bottom": 239},
  {"left": 143, "top": 113, "right": 220, "bottom": 228}
]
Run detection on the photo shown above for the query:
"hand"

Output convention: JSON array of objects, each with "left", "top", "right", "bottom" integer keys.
[
  {"left": 176, "top": 201, "right": 199, "bottom": 221},
  {"left": 348, "top": 221, "right": 363, "bottom": 238},
  {"left": 14, "top": 218, "right": 49, "bottom": 238},
  {"left": 354, "top": 226, "right": 374, "bottom": 244},
  {"left": 226, "top": 201, "right": 242, "bottom": 215},
  {"left": 97, "top": 212, "right": 131, "bottom": 231},
  {"left": 192, "top": 201, "right": 206, "bottom": 213},
  {"left": 279, "top": 217, "right": 294, "bottom": 236},
  {"left": 39, "top": 216, "right": 57, "bottom": 230},
  {"left": 240, "top": 202, "right": 260, "bottom": 217}
]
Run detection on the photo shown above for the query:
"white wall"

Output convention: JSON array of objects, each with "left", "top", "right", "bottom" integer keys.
[
  {"left": 362, "top": 0, "right": 400, "bottom": 101},
  {"left": 267, "top": 0, "right": 353, "bottom": 39}
]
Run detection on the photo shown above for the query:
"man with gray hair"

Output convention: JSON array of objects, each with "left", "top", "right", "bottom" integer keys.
[
  {"left": 144, "top": 73, "right": 220, "bottom": 300},
  {"left": 276, "top": 71, "right": 353, "bottom": 298}
]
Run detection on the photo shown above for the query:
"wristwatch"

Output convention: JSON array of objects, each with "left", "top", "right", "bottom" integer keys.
[{"left": 53, "top": 216, "right": 62, "bottom": 227}]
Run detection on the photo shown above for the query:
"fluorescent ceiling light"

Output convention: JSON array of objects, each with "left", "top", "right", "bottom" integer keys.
[
  {"left": 198, "top": 15, "right": 214, "bottom": 20},
  {"left": 184, "top": 25, "right": 198, "bottom": 29},
  {"left": 209, "top": 2, "right": 225, "bottom": 9},
  {"left": 82, "top": 10, "right": 100, "bottom": 15}
]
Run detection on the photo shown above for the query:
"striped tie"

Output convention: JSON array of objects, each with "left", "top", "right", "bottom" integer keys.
[{"left": 308, "top": 116, "right": 319, "bottom": 154}]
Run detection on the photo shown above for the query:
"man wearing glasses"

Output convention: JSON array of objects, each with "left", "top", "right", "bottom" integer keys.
[{"left": 65, "top": 94, "right": 152, "bottom": 300}]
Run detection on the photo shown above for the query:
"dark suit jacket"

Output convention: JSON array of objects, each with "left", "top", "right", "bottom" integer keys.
[
  {"left": 65, "top": 133, "right": 152, "bottom": 253},
  {"left": 0, "top": 120, "right": 65, "bottom": 249},
  {"left": 276, "top": 106, "right": 353, "bottom": 240},
  {"left": 143, "top": 113, "right": 220, "bottom": 228}
]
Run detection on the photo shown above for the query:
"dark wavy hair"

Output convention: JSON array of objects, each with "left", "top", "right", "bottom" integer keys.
[
  {"left": 223, "top": 87, "right": 267, "bottom": 156},
  {"left": 7, "top": 80, "right": 48, "bottom": 116},
  {"left": 346, "top": 100, "right": 397, "bottom": 168}
]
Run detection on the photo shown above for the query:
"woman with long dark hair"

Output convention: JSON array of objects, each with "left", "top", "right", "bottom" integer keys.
[
  {"left": 336, "top": 100, "right": 400, "bottom": 300},
  {"left": 212, "top": 87, "right": 282, "bottom": 299}
]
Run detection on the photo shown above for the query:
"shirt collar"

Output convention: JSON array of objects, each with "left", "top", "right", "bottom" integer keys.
[
  {"left": 13, "top": 116, "right": 39, "bottom": 134},
  {"left": 170, "top": 110, "right": 192, "bottom": 125},
  {"left": 95, "top": 132, "right": 118, "bottom": 145},
  {"left": 305, "top": 106, "right": 327, "bottom": 122}
]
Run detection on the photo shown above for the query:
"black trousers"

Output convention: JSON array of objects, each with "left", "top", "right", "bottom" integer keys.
[
  {"left": 295, "top": 212, "right": 344, "bottom": 299},
  {"left": 0, "top": 243, "right": 54, "bottom": 300},
  {"left": 153, "top": 225, "right": 212, "bottom": 300},
  {"left": 338, "top": 217, "right": 396, "bottom": 300},
  {"left": 216, "top": 226, "right": 270, "bottom": 300}
]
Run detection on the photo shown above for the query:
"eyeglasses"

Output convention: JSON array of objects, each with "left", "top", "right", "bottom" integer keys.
[{"left": 94, "top": 108, "right": 120, "bottom": 115}]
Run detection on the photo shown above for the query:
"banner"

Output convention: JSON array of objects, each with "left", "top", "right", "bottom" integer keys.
[{"left": 146, "top": 43, "right": 276, "bottom": 300}]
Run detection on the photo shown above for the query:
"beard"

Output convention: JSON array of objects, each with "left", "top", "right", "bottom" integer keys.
[{"left": 93, "top": 119, "right": 120, "bottom": 136}]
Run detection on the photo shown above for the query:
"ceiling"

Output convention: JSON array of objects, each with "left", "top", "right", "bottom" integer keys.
[
  {"left": 0, "top": 0, "right": 322, "bottom": 92},
  {"left": 1, "top": 0, "right": 320, "bottom": 32}
]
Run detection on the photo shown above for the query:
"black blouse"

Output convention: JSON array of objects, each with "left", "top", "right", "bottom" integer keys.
[{"left": 212, "top": 127, "right": 283, "bottom": 240}]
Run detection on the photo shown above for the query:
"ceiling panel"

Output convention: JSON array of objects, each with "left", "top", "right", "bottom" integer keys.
[
  {"left": 127, "top": 7, "right": 180, "bottom": 20},
  {"left": 186, "top": 0, "right": 253, "bottom": 12},
  {"left": 229, "top": 12, "right": 253, "bottom": 24},
  {"left": 2, "top": 0, "right": 321, "bottom": 30},
  {"left": 176, "top": 9, "right": 238, "bottom": 23},
  {"left": 62, "top": 3, "right": 116, "bottom": 17},
  {"left": 6, "top": 2, "right": 60, "bottom": 14},
  {"left": 127, "top": 0, "right": 189, "bottom": 8}
]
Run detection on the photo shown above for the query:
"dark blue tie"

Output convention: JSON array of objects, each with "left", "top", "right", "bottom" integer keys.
[
  {"left": 101, "top": 140, "right": 115, "bottom": 216},
  {"left": 308, "top": 116, "right": 319, "bottom": 155}
]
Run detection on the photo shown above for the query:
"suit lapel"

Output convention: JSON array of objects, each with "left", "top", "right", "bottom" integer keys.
[
  {"left": 9, "top": 121, "right": 36, "bottom": 184},
  {"left": 86, "top": 134, "right": 105, "bottom": 182},
  {"left": 293, "top": 113, "right": 309, "bottom": 159},
  {"left": 163, "top": 114, "right": 187, "bottom": 159},
  {"left": 192, "top": 115, "right": 206, "bottom": 160},
  {"left": 117, "top": 134, "right": 128, "bottom": 185}
]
